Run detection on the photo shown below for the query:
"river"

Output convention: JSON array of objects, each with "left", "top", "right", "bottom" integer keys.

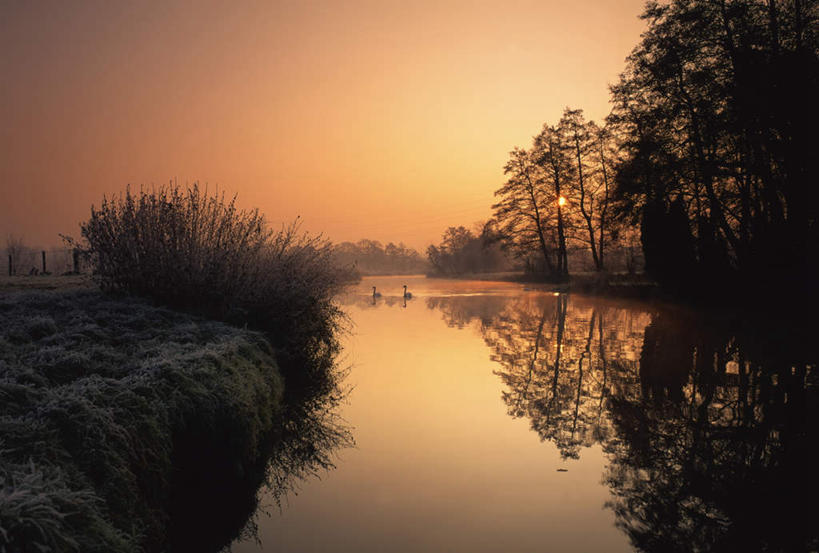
[{"left": 232, "top": 275, "right": 818, "bottom": 553}]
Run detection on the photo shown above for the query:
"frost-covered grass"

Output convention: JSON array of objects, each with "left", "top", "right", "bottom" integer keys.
[{"left": 0, "top": 290, "right": 283, "bottom": 553}]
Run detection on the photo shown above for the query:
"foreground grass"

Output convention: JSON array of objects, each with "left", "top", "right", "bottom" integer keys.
[{"left": 0, "top": 290, "right": 283, "bottom": 552}]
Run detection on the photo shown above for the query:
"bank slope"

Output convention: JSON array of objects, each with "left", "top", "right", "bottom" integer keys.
[{"left": 0, "top": 290, "right": 284, "bottom": 553}]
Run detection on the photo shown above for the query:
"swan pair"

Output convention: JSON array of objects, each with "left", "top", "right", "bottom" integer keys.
[{"left": 372, "top": 285, "right": 412, "bottom": 299}]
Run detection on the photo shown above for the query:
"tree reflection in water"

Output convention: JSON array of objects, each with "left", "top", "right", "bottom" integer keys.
[
  {"left": 428, "top": 294, "right": 648, "bottom": 459},
  {"left": 429, "top": 294, "right": 819, "bottom": 553}
]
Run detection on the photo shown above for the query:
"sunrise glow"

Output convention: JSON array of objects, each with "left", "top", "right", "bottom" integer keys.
[{"left": 0, "top": 1, "right": 647, "bottom": 250}]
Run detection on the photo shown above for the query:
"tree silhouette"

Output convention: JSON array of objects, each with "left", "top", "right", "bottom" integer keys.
[
  {"left": 559, "top": 109, "right": 616, "bottom": 271},
  {"left": 425, "top": 224, "right": 513, "bottom": 276},
  {"left": 610, "top": 0, "right": 819, "bottom": 298},
  {"left": 493, "top": 148, "right": 560, "bottom": 276},
  {"left": 493, "top": 111, "right": 630, "bottom": 278},
  {"left": 532, "top": 126, "right": 573, "bottom": 278}
]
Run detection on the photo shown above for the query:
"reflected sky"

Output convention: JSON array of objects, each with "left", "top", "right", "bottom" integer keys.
[{"left": 233, "top": 276, "right": 818, "bottom": 553}]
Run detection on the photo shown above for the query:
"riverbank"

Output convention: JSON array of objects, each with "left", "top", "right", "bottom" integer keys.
[
  {"left": 426, "top": 271, "right": 661, "bottom": 299},
  {"left": 0, "top": 289, "right": 284, "bottom": 552}
]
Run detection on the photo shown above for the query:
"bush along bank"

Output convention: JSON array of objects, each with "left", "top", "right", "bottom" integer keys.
[
  {"left": 0, "top": 290, "right": 285, "bottom": 553},
  {"left": 78, "top": 185, "right": 352, "bottom": 359},
  {"left": 77, "top": 185, "right": 355, "bottom": 435}
]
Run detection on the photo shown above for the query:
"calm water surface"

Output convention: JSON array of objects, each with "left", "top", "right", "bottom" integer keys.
[{"left": 233, "top": 276, "right": 818, "bottom": 553}]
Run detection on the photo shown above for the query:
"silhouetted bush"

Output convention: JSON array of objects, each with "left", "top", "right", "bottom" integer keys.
[{"left": 80, "top": 184, "right": 353, "bottom": 365}]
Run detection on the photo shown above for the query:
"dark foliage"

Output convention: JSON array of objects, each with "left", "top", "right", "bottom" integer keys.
[
  {"left": 492, "top": 109, "right": 635, "bottom": 280},
  {"left": 640, "top": 197, "right": 697, "bottom": 295},
  {"left": 610, "top": 0, "right": 819, "bottom": 300}
]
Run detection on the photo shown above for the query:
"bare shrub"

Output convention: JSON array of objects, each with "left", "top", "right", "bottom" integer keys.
[
  {"left": 80, "top": 184, "right": 353, "bottom": 378},
  {"left": 81, "top": 185, "right": 269, "bottom": 301}
]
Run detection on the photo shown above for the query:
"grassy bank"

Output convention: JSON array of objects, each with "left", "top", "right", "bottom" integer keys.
[{"left": 0, "top": 289, "right": 284, "bottom": 552}]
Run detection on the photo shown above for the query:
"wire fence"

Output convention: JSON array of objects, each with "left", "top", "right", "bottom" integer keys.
[{"left": 6, "top": 248, "right": 88, "bottom": 276}]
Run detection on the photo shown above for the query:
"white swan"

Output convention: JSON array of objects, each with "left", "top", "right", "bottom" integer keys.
[
  {"left": 403, "top": 285, "right": 412, "bottom": 299},
  {"left": 372, "top": 286, "right": 382, "bottom": 298}
]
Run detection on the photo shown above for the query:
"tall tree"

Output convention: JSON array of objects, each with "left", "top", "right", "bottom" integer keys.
[
  {"left": 493, "top": 147, "right": 558, "bottom": 276},
  {"left": 559, "top": 109, "right": 615, "bottom": 271},
  {"left": 592, "top": 121, "right": 616, "bottom": 270},
  {"left": 533, "top": 125, "right": 573, "bottom": 278}
]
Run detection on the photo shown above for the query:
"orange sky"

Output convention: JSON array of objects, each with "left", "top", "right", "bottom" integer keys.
[{"left": 1, "top": 0, "right": 647, "bottom": 251}]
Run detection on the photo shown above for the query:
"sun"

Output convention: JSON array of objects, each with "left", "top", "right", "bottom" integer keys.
[{"left": 557, "top": 196, "right": 567, "bottom": 207}]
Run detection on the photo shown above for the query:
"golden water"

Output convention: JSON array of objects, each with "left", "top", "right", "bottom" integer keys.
[{"left": 233, "top": 275, "right": 818, "bottom": 552}]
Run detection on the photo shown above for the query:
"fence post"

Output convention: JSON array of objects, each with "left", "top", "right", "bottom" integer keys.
[
  {"left": 8, "top": 254, "right": 11, "bottom": 276},
  {"left": 42, "top": 251, "right": 47, "bottom": 274},
  {"left": 73, "top": 249, "right": 80, "bottom": 274}
]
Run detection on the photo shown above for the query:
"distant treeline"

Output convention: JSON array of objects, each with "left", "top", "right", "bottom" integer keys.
[
  {"left": 332, "top": 239, "right": 428, "bottom": 275},
  {"left": 449, "top": 0, "right": 819, "bottom": 300},
  {"left": 426, "top": 223, "right": 517, "bottom": 276}
]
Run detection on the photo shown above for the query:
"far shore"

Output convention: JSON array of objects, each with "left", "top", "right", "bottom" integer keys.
[{"left": 417, "top": 270, "right": 661, "bottom": 299}]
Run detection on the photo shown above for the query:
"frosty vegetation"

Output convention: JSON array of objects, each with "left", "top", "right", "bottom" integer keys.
[
  {"left": 1, "top": 184, "right": 355, "bottom": 552},
  {"left": 0, "top": 290, "right": 284, "bottom": 552},
  {"left": 79, "top": 184, "right": 353, "bottom": 366}
]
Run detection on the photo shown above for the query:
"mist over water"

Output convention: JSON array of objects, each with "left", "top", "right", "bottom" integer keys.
[{"left": 232, "top": 276, "right": 819, "bottom": 553}]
